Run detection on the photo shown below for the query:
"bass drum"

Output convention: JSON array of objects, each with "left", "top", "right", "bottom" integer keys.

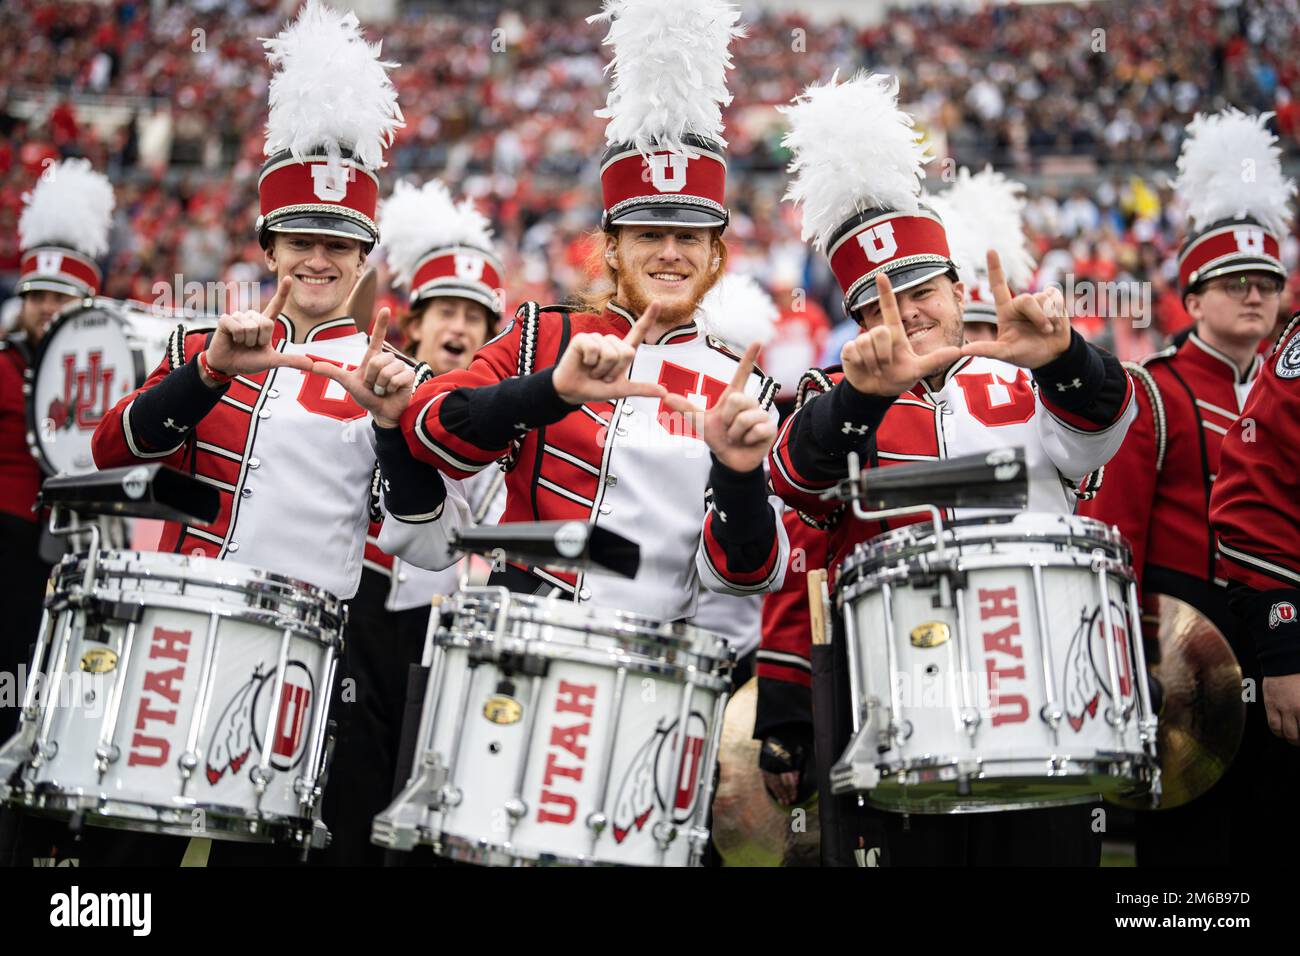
[{"left": 26, "top": 298, "right": 202, "bottom": 476}]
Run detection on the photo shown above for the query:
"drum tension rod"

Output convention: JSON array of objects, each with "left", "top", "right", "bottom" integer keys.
[{"left": 494, "top": 649, "right": 551, "bottom": 679}]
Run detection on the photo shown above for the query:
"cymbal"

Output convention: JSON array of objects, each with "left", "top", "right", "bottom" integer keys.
[
  {"left": 711, "top": 678, "right": 819, "bottom": 867},
  {"left": 1107, "top": 593, "right": 1244, "bottom": 810}
]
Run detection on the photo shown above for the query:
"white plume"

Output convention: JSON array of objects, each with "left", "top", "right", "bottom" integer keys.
[
  {"left": 589, "top": 0, "right": 744, "bottom": 155},
  {"left": 19, "top": 158, "right": 115, "bottom": 257},
  {"left": 379, "top": 180, "right": 495, "bottom": 288},
  {"left": 262, "top": 0, "right": 404, "bottom": 172},
  {"left": 780, "top": 71, "right": 931, "bottom": 251},
  {"left": 1174, "top": 108, "right": 1295, "bottom": 235},
  {"left": 698, "top": 273, "right": 778, "bottom": 349},
  {"left": 928, "top": 166, "right": 1036, "bottom": 292}
]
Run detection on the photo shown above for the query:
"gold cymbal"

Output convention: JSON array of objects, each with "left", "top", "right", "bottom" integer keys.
[
  {"left": 1107, "top": 593, "right": 1244, "bottom": 810},
  {"left": 711, "top": 678, "right": 819, "bottom": 867}
]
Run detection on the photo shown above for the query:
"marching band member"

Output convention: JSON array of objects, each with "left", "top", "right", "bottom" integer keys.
[
  {"left": 395, "top": 0, "right": 789, "bottom": 619},
  {"left": 0, "top": 160, "right": 115, "bottom": 743},
  {"left": 1210, "top": 315, "right": 1300, "bottom": 860},
  {"left": 769, "top": 73, "right": 1135, "bottom": 865},
  {"left": 8, "top": 0, "right": 458, "bottom": 867},
  {"left": 322, "top": 179, "right": 507, "bottom": 864},
  {"left": 1082, "top": 109, "right": 1296, "bottom": 865},
  {"left": 751, "top": 164, "right": 1043, "bottom": 821}
]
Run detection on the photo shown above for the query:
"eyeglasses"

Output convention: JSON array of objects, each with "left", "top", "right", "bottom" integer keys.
[{"left": 1206, "top": 275, "right": 1284, "bottom": 299}]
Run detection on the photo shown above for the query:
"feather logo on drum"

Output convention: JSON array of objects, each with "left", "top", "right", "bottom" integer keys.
[
  {"left": 610, "top": 712, "right": 708, "bottom": 844},
  {"left": 205, "top": 662, "right": 315, "bottom": 784},
  {"left": 1062, "top": 602, "right": 1133, "bottom": 732}
]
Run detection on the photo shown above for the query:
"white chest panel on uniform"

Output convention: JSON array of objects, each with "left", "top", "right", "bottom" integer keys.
[{"left": 222, "top": 333, "right": 375, "bottom": 599}]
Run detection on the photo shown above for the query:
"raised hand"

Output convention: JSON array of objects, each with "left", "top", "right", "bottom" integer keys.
[
  {"left": 552, "top": 302, "right": 669, "bottom": 406},
  {"left": 308, "top": 308, "right": 413, "bottom": 429},
  {"left": 960, "top": 249, "right": 1072, "bottom": 369},
  {"left": 201, "top": 276, "right": 314, "bottom": 383},
  {"left": 664, "top": 342, "right": 776, "bottom": 474},
  {"left": 841, "top": 272, "right": 963, "bottom": 397}
]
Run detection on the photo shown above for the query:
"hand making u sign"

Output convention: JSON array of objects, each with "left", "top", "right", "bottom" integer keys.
[
  {"left": 840, "top": 271, "right": 964, "bottom": 397},
  {"left": 309, "top": 307, "right": 414, "bottom": 429},
  {"left": 663, "top": 342, "right": 776, "bottom": 474},
  {"left": 960, "top": 249, "right": 1072, "bottom": 368},
  {"left": 551, "top": 301, "right": 669, "bottom": 405},
  {"left": 199, "top": 276, "right": 315, "bottom": 385}
]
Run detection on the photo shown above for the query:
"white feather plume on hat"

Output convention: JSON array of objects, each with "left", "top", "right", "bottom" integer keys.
[
  {"left": 262, "top": 0, "right": 404, "bottom": 173},
  {"left": 19, "top": 158, "right": 115, "bottom": 257},
  {"left": 780, "top": 71, "right": 931, "bottom": 251},
  {"left": 698, "top": 273, "right": 778, "bottom": 350},
  {"left": 379, "top": 180, "right": 495, "bottom": 289},
  {"left": 928, "top": 166, "right": 1036, "bottom": 292},
  {"left": 589, "top": 0, "right": 744, "bottom": 156},
  {"left": 1174, "top": 108, "right": 1295, "bottom": 235}
]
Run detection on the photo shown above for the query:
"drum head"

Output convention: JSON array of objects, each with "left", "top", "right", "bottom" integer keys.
[
  {"left": 842, "top": 511, "right": 1131, "bottom": 587},
  {"left": 26, "top": 299, "right": 193, "bottom": 476}
]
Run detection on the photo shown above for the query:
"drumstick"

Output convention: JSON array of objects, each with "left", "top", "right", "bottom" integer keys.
[
  {"left": 345, "top": 268, "right": 379, "bottom": 334},
  {"left": 807, "top": 569, "right": 830, "bottom": 646}
]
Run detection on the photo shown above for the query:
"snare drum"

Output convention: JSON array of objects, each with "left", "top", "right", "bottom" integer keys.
[
  {"left": 26, "top": 298, "right": 200, "bottom": 476},
  {"left": 374, "top": 587, "right": 733, "bottom": 866},
  {"left": 0, "top": 549, "right": 342, "bottom": 846},
  {"left": 835, "top": 512, "right": 1158, "bottom": 813}
]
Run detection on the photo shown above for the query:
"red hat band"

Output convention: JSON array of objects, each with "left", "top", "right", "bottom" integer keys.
[
  {"left": 410, "top": 246, "right": 505, "bottom": 315},
  {"left": 1178, "top": 220, "right": 1285, "bottom": 293},
  {"left": 257, "top": 152, "right": 380, "bottom": 243},
  {"left": 18, "top": 246, "right": 100, "bottom": 297},
  {"left": 828, "top": 210, "right": 953, "bottom": 312},
  {"left": 600, "top": 142, "right": 727, "bottom": 229}
]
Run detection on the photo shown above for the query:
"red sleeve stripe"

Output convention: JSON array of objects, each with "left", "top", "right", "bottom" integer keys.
[
  {"left": 1218, "top": 540, "right": 1300, "bottom": 588},
  {"left": 771, "top": 413, "right": 837, "bottom": 496},
  {"left": 756, "top": 648, "right": 812, "bottom": 673},
  {"left": 701, "top": 511, "right": 781, "bottom": 590},
  {"left": 1039, "top": 375, "right": 1134, "bottom": 434},
  {"left": 412, "top": 392, "right": 496, "bottom": 477},
  {"left": 756, "top": 660, "right": 813, "bottom": 689}
]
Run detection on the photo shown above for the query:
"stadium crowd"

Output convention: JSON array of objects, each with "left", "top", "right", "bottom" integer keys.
[{"left": 3, "top": 0, "right": 1300, "bottom": 363}]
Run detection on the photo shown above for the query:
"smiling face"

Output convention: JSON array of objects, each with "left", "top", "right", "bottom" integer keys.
[
  {"left": 609, "top": 225, "right": 722, "bottom": 325},
  {"left": 405, "top": 295, "right": 492, "bottom": 374},
  {"left": 264, "top": 233, "right": 365, "bottom": 323},
  {"left": 854, "top": 273, "right": 967, "bottom": 357},
  {"left": 18, "top": 289, "right": 76, "bottom": 343},
  {"left": 1186, "top": 270, "right": 1282, "bottom": 350}
]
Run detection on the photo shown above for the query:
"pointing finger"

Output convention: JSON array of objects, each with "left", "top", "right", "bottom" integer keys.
[
  {"left": 917, "top": 346, "right": 963, "bottom": 378},
  {"left": 728, "top": 342, "right": 760, "bottom": 393},
  {"left": 986, "top": 250, "right": 1012, "bottom": 309},
  {"left": 663, "top": 392, "right": 705, "bottom": 433},
  {"left": 876, "top": 272, "right": 903, "bottom": 333},
  {"left": 368, "top": 307, "right": 392, "bottom": 357},
  {"left": 263, "top": 275, "right": 292, "bottom": 321},
  {"left": 624, "top": 301, "right": 660, "bottom": 348}
]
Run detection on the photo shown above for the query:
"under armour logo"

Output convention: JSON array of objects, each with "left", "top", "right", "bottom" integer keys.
[
  {"left": 163, "top": 418, "right": 186, "bottom": 433},
  {"left": 1055, "top": 378, "right": 1083, "bottom": 392},
  {"left": 841, "top": 422, "right": 870, "bottom": 435}
]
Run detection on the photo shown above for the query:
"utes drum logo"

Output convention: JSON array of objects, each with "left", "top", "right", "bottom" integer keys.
[
  {"left": 1270, "top": 602, "right": 1297, "bottom": 628},
  {"left": 48, "top": 351, "right": 114, "bottom": 432},
  {"left": 609, "top": 712, "right": 708, "bottom": 844},
  {"left": 855, "top": 222, "right": 898, "bottom": 263},
  {"left": 1062, "top": 602, "right": 1133, "bottom": 732},
  {"left": 646, "top": 154, "right": 687, "bottom": 193},
  {"left": 205, "top": 662, "right": 315, "bottom": 784}
]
